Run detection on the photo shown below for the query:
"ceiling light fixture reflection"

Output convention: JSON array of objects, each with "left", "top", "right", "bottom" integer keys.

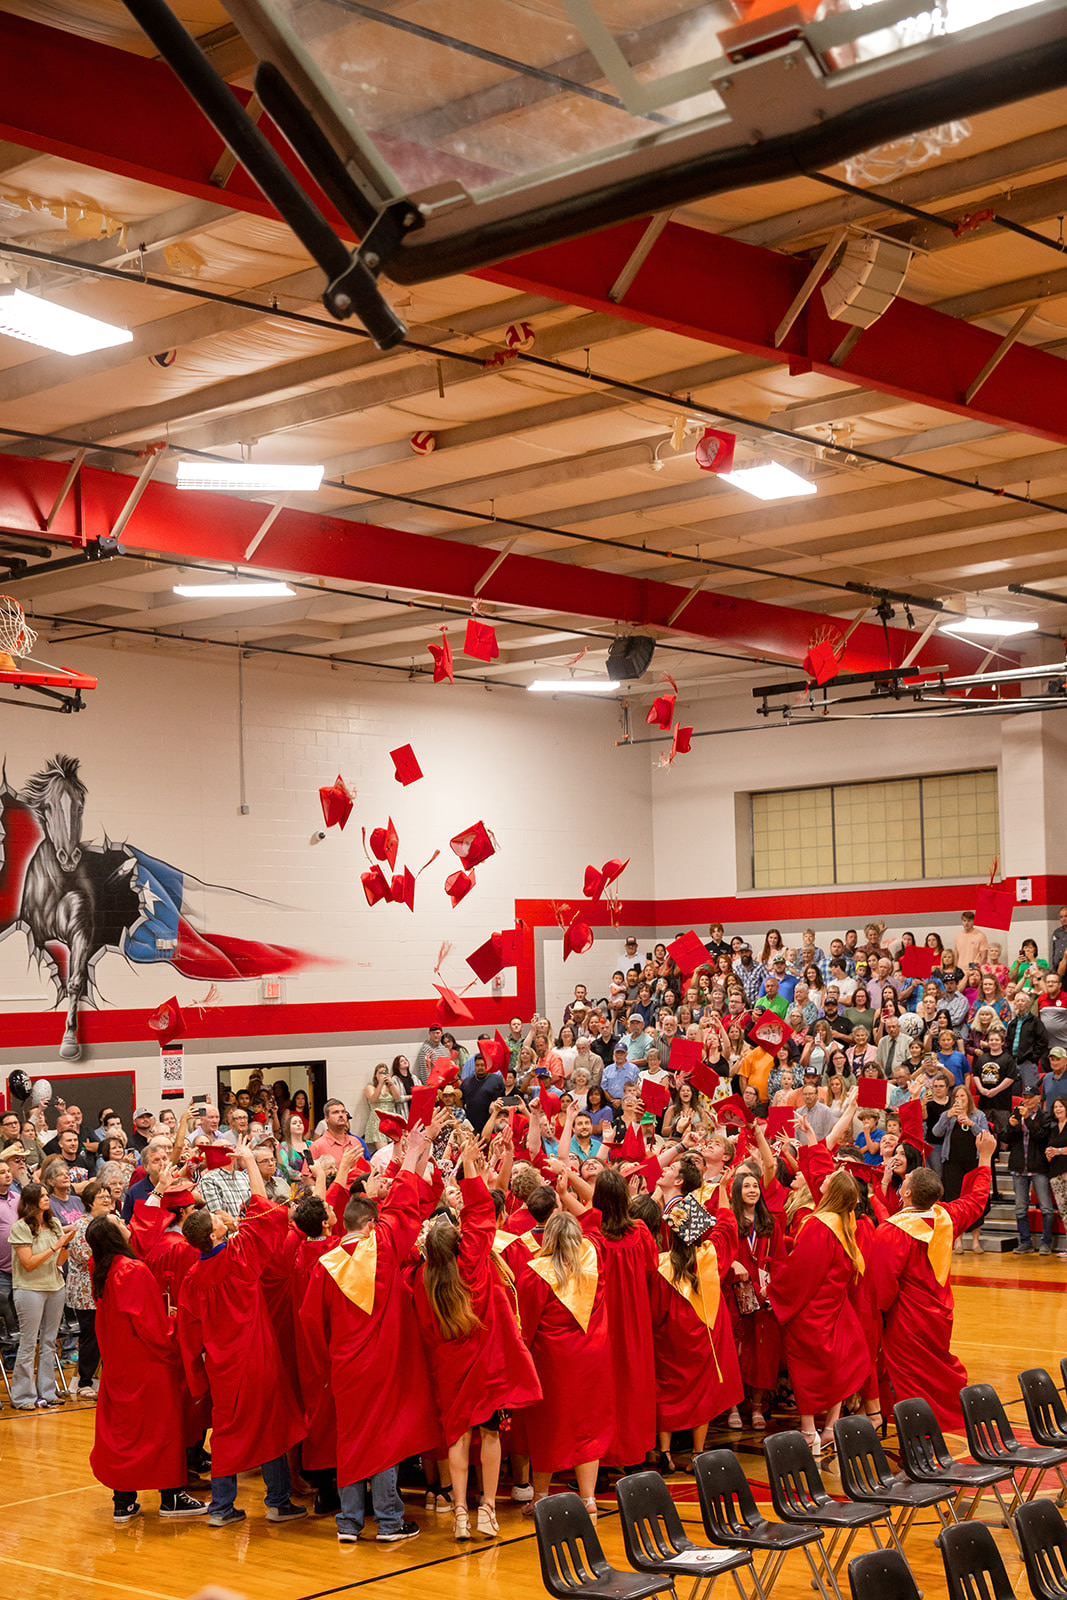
[
  {"left": 939, "top": 618, "right": 1039, "bottom": 638},
  {"left": 172, "top": 582, "right": 295, "bottom": 598},
  {"left": 175, "top": 461, "right": 324, "bottom": 492},
  {"left": 720, "top": 461, "right": 817, "bottom": 500},
  {"left": 527, "top": 680, "right": 618, "bottom": 693},
  {"left": 0, "top": 288, "right": 134, "bottom": 355}
]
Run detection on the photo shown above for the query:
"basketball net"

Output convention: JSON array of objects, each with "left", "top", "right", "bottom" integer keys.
[{"left": 0, "top": 595, "right": 37, "bottom": 672}]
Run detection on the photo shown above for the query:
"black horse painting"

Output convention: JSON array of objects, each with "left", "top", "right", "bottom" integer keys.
[
  {"left": 0, "top": 754, "right": 315, "bottom": 1061},
  {"left": 9, "top": 756, "right": 139, "bottom": 1059}
]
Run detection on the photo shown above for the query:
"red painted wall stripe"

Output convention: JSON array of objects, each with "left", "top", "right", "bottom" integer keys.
[{"left": 2, "top": 879, "right": 1061, "bottom": 1052}]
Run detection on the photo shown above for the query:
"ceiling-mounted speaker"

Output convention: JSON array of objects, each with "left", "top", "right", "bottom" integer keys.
[
  {"left": 607, "top": 635, "right": 656, "bottom": 681},
  {"left": 821, "top": 237, "right": 911, "bottom": 329}
]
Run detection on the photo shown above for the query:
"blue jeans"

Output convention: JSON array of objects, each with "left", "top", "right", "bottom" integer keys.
[
  {"left": 208, "top": 1453, "right": 291, "bottom": 1515},
  {"left": 337, "top": 1467, "right": 404, "bottom": 1538},
  {"left": 1014, "top": 1172, "right": 1055, "bottom": 1248}
]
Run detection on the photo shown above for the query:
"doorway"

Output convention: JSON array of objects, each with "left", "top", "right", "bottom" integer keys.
[{"left": 216, "top": 1061, "right": 327, "bottom": 1129}]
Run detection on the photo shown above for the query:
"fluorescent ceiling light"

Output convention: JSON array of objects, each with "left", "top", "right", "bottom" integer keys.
[
  {"left": 720, "top": 462, "right": 817, "bottom": 501},
  {"left": 175, "top": 461, "right": 325, "bottom": 492},
  {"left": 0, "top": 288, "right": 133, "bottom": 356},
  {"left": 939, "top": 618, "right": 1038, "bottom": 638},
  {"left": 527, "top": 680, "right": 618, "bottom": 693},
  {"left": 172, "top": 582, "right": 295, "bottom": 598}
]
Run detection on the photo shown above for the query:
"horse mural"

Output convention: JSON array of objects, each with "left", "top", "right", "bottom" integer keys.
[{"left": 0, "top": 754, "right": 318, "bottom": 1061}]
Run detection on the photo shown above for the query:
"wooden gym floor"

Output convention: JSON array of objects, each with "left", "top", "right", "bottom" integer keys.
[{"left": 3, "top": 1253, "right": 1066, "bottom": 1600}]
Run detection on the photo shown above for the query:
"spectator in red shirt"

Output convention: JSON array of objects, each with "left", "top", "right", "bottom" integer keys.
[{"left": 309, "top": 1100, "right": 368, "bottom": 1164}]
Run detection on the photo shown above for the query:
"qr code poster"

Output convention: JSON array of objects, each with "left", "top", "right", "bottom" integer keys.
[{"left": 161, "top": 1045, "right": 185, "bottom": 1100}]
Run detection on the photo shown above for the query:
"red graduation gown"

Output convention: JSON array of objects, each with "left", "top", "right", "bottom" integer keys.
[
  {"left": 516, "top": 1238, "right": 614, "bottom": 1472},
  {"left": 768, "top": 1215, "right": 871, "bottom": 1414},
  {"left": 130, "top": 1201, "right": 208, "bottom": 1446},
  {"left": 649, "top": 1210, "right": 743, "bottom": 1430},
  {"left": 729, "top": 1215, "right": 786, "bottom": 1391},
  {"left": 293, "top": 1233, "right": 341, "bottom": 1471},
  {"left": 413, "top": 1177, "right": 542, "bottom": 1443},
  {"left": 299, "top": 1170, "right": 440, "bottom": 1486},
  {"left": 177, "top": 1195, "right": 304, "bottom": 1476},
  {"left": 866, "top": 1166, "right": 991, "bottom": 1434},
  {"left": 91, "top": 1256, "right": 187, "bottom": 1492},
  {"left": 581, "top": 1210, "right": 658, "bottom": 1466}
]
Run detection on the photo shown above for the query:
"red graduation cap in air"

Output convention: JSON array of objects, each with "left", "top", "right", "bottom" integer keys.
[
  {"left": 480, "top": 1031, "right": 510, "bottom": 1073},
  {"left": 745, "top": 1013, "right": 795, "bottom": 1056},
  {"left": 464, "top": 617, "right": 499, "bottom": 662},
  {"left": 694, "top": 428, "right": 736, "bottom": 474},
  {"left": 434, "top": 983, "right": 474, "bottom": 1024},
  {"left": 201, "top": 1143, "right": 236, "bottom": 1170},
  {"left": 319, "top": 775, "right": 354, "bottom": 830},
  {"left": 583, "top": 858, "right": 629, "bottom": 900},
  {"left": 466, "top": 929, "right": 520, "bottom": 983},
  {"left": 639, "top": 1078, "right": 670, "bottom": 1116},
  {"left": 763, "top": 1106, "right": 797, "bottom": 1141},
  {"left": 428, "top": 632, "right": 454, "bottom": 684},
  {"left": 369, "top": 818, "right": 399, "bottom": 872},
  {"left": 689, "top": 1059, "right": 722, "bottom": 1098},
  {"left": 407, "top": 1084, "right": 438, "bottom": 1131},
  {"left": 710, "top": 1092, "right": 754, "bottom": 1126},
  {"left": 671, "top": 724, "right": 693, "bottom": 759},
  {"left": 148, "top": 996, "right": 186, "bottom": 1046},
  {"left": 668, "top": 930, "right": 709, "bottom": 979},
  {"left": 450, "top": 821, "right": 497, "bottom": 870},
  {"left": 640, "top": 1154, "right": 664, "bottom": 1191},
  {"left": 899, "top": 945, "right": 938, "bottom": 980},
  {"left": 802, "top": 639, "right": 841, "bottom": 686},
  {"left": 856, "top": 1077, "right": 889, "bottom": 1110},
  {"left": 376, "top": 1112, "right": 407, "bottom": 1144},
  {"left": 895, "top": 1097, "right": 932, "bottom": 1157},
  {"left": 361, "top": 864, "right": 393, "bottom": 906},
  {"left": 445, "top": 869, "right": 476, "bottom": 908},
  {"left": 646, "top": 694, "right": 676, "bottom": 731},
  {"left": 391, "top": 866, "right": 416, "bottom": 912},
  {"left": 563, "top": 913, "right": 594, "bottom": 960},
  {"left": 390, "top": 744, "right": 423, "bottom": 786},
  {"left": 427, "top": 1058, "right": 460, "bottom": 1090},
  {"left": 668, "top": 1036, "right": 702, "bottom": 1075},
  {"left": 539, "top": 1087, "right": 561, "bottom": 1122},
  {"left": 974, "top": 882, "right": 1015, "bottom": 936}
]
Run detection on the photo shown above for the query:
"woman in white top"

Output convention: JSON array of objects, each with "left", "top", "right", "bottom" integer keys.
[
  {"left": 555, "top": 1024, "right": 579, "bottom": 1083},
  {"left": 801, "top": 1019, "right": 834, "bottom": 1077}
]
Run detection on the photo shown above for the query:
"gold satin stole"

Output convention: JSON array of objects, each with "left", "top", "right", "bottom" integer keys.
[
  {"left": 321, "top": 1232, "right": 377, "bottom": 1313},
  {"left": 527, "top": 1238, "right": 598, "bottom": 1331},
  {"left": 805, "top": 1210, "right": 866, "bottom": 1275},
  {"left": 884, "top": 1206, "right": 954, "bottom": 1285},
  {"left": 657, "top": 1243, "right": 723, "bottom": 1377}
]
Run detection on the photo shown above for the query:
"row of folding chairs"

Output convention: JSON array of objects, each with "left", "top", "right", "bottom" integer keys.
[
  {"left": 535, "top": 1378, "right": 1067, "bottom": 1600},
  {"left": 849, "top": 1498, "right": 1067, "bottom": 1600},
  {"left": 535, "top": 1469, "right": 1067, "bottom": 1600}
]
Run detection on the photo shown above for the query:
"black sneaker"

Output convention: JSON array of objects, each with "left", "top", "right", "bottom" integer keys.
[
  {"left": 314, "top": 1490, "right": 341, "bottom": 1516},
  {"left": 160, "top": 1492, "right": 209, "bottom": 1518},
  {"left": 1014, "top": 1244, "right": 1035, "bottom": 1254},
  {"left": 114, "top": 1501, "right": 142, "bottom": 1524},
  {"left": 209, "top": 1506, "right": 247, "bottom": 1528},
  {"left": 377, "top": 1520, "right": 420, "bottom": 1543},
  {"left": 266, "top": 1501, "right": 308, "bottom": 1523},
  {"left": 337, "top": 1530, "right": 360, "bottom": 1544},
  {"left": 187, "top": 1447, "right": 212, "bottom": 1475}
]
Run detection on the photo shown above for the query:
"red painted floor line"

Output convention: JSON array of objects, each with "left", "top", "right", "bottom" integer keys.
[{"left": 952, "top": 1273, "right": 1067, "bottom": 1292}]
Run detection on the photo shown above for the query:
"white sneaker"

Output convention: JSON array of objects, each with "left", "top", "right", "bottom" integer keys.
[
  {"left": 476, "top": 1503, "right": 498, "bottom": 1537},
  {"left": 511, "top": 1483, "right": 534, "bottom": 1503}
]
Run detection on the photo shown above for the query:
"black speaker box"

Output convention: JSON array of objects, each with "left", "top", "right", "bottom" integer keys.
[{"left": 606, "top": 635, "right": 656, "bottom": 681}]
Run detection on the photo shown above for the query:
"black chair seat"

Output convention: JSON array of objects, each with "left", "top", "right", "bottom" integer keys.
[
  {"left": 693, "top": 1449, "right": 824, "bottom": 1551},
  {"left": 893, "top": 1398, "right": 1014, "bottom": 1491},
  {"left": 727, "top": 1520, "right": 827, "bottom": 1550},
  {"left": 764, "top": 1430, "right": 888, "bottom": 1528},
  {"left": 834, "top": 1416, "right": 956, "bottom": 1517},
  {"left": 615, "top": 1472, "right": 753, "bottom": 1586},
  {"left": 962, "top": 1383, "right": 1067, "bottom": 1472},
  {"left": 534, "top": 1492, "right": 674, "bottom": 1600}
]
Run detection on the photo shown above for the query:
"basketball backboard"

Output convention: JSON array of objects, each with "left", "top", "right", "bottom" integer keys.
[{"left": 122, "top": 0, "right": 1067, "bottom": 343}]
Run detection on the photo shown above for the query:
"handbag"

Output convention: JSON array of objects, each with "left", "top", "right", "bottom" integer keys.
[{"left": 734, "top": 1277, "right": 761, "bottom": 1316}]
